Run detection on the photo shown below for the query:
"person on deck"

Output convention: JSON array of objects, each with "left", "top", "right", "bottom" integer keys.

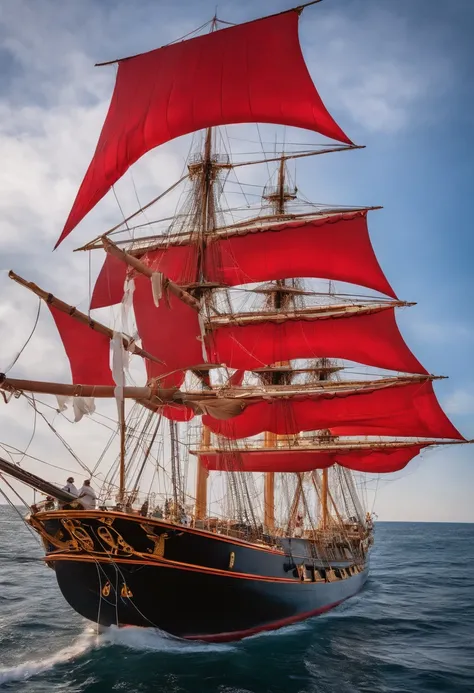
[
  {"left": 62, "top": 477, "right": 78, "bottom": 496},
  {"left": 77, "top": 480, "right": 96, "bottom": 509},
  {"left": 294, "top": 514, "right": 304, "bottom": 538}
]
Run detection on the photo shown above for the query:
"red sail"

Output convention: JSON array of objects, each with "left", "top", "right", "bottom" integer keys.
[
  {"left": 90, "top": 211, "right": 396, "bottom": 310},
  {"left": 57, "top": 10, "right": 350, "bottom": 246},
  {"left": 201, "top": 444, "right": 428, "bottom": 473},
  {"left": 162, "top": 404, "right": 195, "bottom": 422},
  {"left": 132, "top": 275, "right": 202, "bottom": 387},
  {"left": 205, "top": 211, "right": 396, "bottom": 297},
  {"left": 208, "top": 307, "right": 426, "bottom": 374},
  {"left": 203, "top": 381, "right": 463, "bottom": 440},
  {"left": 48, "top": 305, "right": 114, "bottom": 385},
  {"left": 91, "top": 245, "right": 198, "bottom": 309}
]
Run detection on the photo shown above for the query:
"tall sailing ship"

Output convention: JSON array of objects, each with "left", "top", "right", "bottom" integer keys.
[{"left": 0, "top": 2, "right": 468, "bottom": 642}]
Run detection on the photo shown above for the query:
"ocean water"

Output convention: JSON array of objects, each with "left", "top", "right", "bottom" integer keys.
[{"left": 0, "top": 508, "right": 473, "bottom": 693}]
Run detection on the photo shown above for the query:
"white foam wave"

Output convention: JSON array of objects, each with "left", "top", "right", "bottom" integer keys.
[
  {"left": 244, "top": 620, "right": 311, "bottom": 642},
  {"left": 0, "top": 624, "right": 234, "bottom": 685},
  {"left": 0, "top": 630, "right": 98, "bottom": 686},
  {"left": 102, "top": 624, "right": 235, "bottom": 653}
]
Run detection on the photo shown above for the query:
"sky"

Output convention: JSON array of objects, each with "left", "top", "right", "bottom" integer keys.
[{"left": 0, "top": 0, "right": 473, "bottom": 521}]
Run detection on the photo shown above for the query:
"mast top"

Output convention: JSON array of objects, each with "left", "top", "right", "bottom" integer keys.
[{"left": 94, "top": 2, "right": 325, "bottom": 67}]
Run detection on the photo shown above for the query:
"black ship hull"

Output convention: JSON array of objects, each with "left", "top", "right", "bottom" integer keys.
[{"left": 30, "top": 510, "right": 369, "bottom": 641}]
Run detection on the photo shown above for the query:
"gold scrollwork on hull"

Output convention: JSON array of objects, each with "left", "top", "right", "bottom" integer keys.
[
  {"left": 98, "top": 516, "right": 114, "bottom": 526},
  {"left": 29, "top": 516, "right": 79, "bottom": 552},
  {"left": 120, "top": 584, "right": 133, "bottom": 598},
  {"left": 102, "top": 581, "right": 111, "bottom": 597},
  {"left": 61, "top": 519, "right": 95, "bottom": 552},
  {"left": 140, "top": 525, "right": 168, "bottom": 557},
  {"left": 96, "top": 525, "right": 134, "bottom": 555},
  {"left": 228, "top": 551, "right": 235, "bottom": 570}
]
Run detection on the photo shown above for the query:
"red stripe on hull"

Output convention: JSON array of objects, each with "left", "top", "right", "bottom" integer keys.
[{"left": 184, "top": 598, "right": 346, "bottom": 642}]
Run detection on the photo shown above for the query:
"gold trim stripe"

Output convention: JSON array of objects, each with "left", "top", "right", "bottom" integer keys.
[
  {"left": 36, "top": 510, "right": 285, "bottom": 556},
  {"left": 43, "top": 553, "right": 304, "bottom": 583}
]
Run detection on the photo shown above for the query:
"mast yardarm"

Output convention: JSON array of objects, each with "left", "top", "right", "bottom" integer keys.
[
  {"left": 91, "top": 211, "right": 396, "bottom": 309},
  {"left": 202, "top": 379, "right": 464, "bottom": 440},
  {"left": 56, "top": 9, "right": 351, "bottom": 247},
  {"left": 206, "top": 304, "right": 427, "bottom": 374}
]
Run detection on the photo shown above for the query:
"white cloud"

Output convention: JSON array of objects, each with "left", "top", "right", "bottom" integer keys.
[{"left": 303, "top": 7, "right": 454, "bottom": 134}]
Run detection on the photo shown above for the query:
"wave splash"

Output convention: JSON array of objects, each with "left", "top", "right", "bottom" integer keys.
[
  {"left": 102, "top": 624, "right": 235, "bottom": 653},
  {"left": 0, "top": 630, "right": 98, "bottom": 685},
  {"left": 0, "top": 625, "right": 233, "bottom": 685}
]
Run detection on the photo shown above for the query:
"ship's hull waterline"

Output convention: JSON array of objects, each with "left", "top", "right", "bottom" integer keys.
[{"left": 30, "top": 510, "right": 369, "bottom": 641}]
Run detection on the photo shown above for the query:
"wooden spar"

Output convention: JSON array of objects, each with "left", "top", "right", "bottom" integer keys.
[
  {"left": 8, "top": 271, "right": 164, "bottom": 366},
  {"left": 0, "top": 375, "right": 180, "bottom": 403},
  {"left": 101, "top": 237, "right": 201, "bottom": 312},
  {"left": 96, "top": 206, "right": 384, "bottom": 255},
  {"left": 215, "top": 207, "right": 383, "bottom": 233},
  {"left": 207, "top": 300, "right": 414, "bottom": 328},
  {"left": 296, "top": 0, "right": 324, "bottom": 11},
  {"left": 219, "top": 145, "right": 365, "bottom": 170},
  {"left": 0, "top": 374, "right": 442, "bottom": 407},
  {"left": 193, "top": 439, "right": 468, "bottom": 455},
  {"left": 0, "top": 455, "right": 76, "bottom": 503},
  {"left": 74, "top": 174, "right": 190, "bottom": 252},
  {"left": 94, "top": 1, "right": 324, "bottom": 67},
  {"left": 219, "top": 374, "right": 444, "bottom": 399}
]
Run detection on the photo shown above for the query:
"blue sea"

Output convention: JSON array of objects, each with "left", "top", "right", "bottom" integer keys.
[{"left": 0, "top": 508, "right": 473, "bottom": 693}]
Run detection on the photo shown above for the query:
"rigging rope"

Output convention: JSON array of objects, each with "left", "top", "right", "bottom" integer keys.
[
  {"left": 24, "top": 395, "right": 92, "bottom": 475},
  {"left": 0, "top": 474, "right": 41, "bottom": 544},
  {"left": 3, "top": 298, "right": 41, "bottom": 374}
]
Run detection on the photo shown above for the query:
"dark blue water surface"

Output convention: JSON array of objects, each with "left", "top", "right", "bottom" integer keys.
[{"left": 0, "top": 507, "right": 473, "bottom": 692}]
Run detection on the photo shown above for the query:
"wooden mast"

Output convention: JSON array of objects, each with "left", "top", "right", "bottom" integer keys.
[
  {"left": 263, "top": 432, "right": 276, "bottom": 531},
  {"left": 195, "top": 125, "right": 214, "bottom": 521},
  {"left": 196, "top": 424, "right": 210, "bottom": 521},
  {"left": 119, "top": 399, "right": 126, "bottom": 501},
  {"left": 320, "top": 468, "right": 329, "bottom": 529},
  {"left": 263, "top": 156, "right": 295, "bottom": 531}
]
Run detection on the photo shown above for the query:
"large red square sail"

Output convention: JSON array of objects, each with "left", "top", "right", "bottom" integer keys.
[
  {"left": 57, "top": 10, "right": 351, "bottom": 246},
  {"left": 205, "top": 212, "right": 396, "bottom": 298},
  {"left": 203, "top": 381, "right": 464, "bottom": 441}
]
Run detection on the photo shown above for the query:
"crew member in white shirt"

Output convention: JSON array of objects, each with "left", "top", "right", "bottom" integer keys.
[
  {"left": 77, "top": 479, "right": 97, "bottom": 510},
  {"left": 62, "top": 477, "right": 78, "bottom": 496}
]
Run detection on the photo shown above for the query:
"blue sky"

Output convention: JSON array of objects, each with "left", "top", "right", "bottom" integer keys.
[{"left": 0, "top": 0, "right": 473, "bottom": 520}]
